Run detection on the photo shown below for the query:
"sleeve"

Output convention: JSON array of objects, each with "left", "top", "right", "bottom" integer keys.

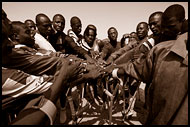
[
  {"left": 7, "top": 49, "right": 64, "bottom": 76},
  {"left": 108, "top": 44, "right": 132, "bottom": 61},
  {"left": 100, "top": 42, "right": 110, "bottom": 60},
  {"left": 122, "top": 48, "right": 154, "bottom": 84},
  {"left": 19, "top": 95, "right": 57, "bottom": 125},
  {"left": 65, "top": 36, "right": 89, "bottom": 58},
  {"left": 2, "top": 68, "right": 53, "bottom": 98}
]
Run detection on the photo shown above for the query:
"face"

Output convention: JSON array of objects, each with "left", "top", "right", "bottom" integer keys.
[
  {"left": 84, "top": 29, "right": 96, "bottom": 46},
  {"left": 108, "top": 28, "right": 118, "bottom": 41},
  {"left": 129, "top": 32, "right": 138, "bottom": 42},
  {"left": 53, "top": 16, "right": 65, "bottom": 32},
  {"left": 37, "top": 18, "right": 53, "bottom": 37},
  {"left": 2, "top": 10, "right": 14, "bottom": 54},
  {"left": 71, "top": 20, "right": 82, "bottom": 35},
  {"left": 25, "top": 21, "right": 36, "bottom": 37},
  {"left": 162, "top": 16, "right": 182, "bottom": 39},
  {"left": 149, "top": 14, "right": 162, "bottom": 35},
  {"left": 136, "top": 23, "right": 148, "bottom": 40},
  {"left": 16, "top": 25, "right": 35, "bottom": 46}
]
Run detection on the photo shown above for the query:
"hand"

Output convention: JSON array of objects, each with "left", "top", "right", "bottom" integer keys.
[
  {"left": 63, "top": 61, "right": 83, "bottom": 81},
  {"left": 83, "top": 67, "right": 104, "bottom": 80},
  {"left": 106, "top": 57, "right": 114, "bottom": 65},
  {"left": 90, "top": 50, "right": 99, "bottom": 58},
  {"left": 85, "top": 55, "right": 97, "bottom": 64},
  {"left": 103, "top": 64, "right": 115, "bottom": 74},
  {"left": 97, "top": 58, "right": 107, "bottom": 65}
]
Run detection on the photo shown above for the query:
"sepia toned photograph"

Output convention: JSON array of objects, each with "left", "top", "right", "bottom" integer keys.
[{"left": 2, "top": 2, "right": 188, "bottom": 125}]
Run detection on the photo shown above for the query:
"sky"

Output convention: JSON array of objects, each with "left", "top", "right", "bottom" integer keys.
[{"left": 2, "top": 2, "right": 188, "bottom": 40}]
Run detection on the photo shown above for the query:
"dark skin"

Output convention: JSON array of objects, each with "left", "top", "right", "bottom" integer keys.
[
  {"left": 136, "top": 23, "right": 149, "bottom": 40},
  {"left": 70, "top": 16, "right": 82, "bottom": 37},
  {"left": 25, "top": 20, "right": 36, "bottom": 37},
  {"left": 149, "top": 14, "right": 162, "bottom": 36},
  {"left": 108, "top": 28, "right": 118, "bottom": 47},
  {"left": 2, "top": 9, "right": 85, "bottom": 125},
  {"left": 53, "top": 14, "right": 65, "bottom": 33},
  {"left": 36, "top": 14, "right": 53, "bottom": 38}
]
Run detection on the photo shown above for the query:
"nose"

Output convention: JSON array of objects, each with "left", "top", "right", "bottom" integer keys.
[
  {"left": 57, "top": 23, "right": 62, "bottom": 27},
  {"left": 47, "top": 26, "right": 52, "bottom": 31},
  {"left": 150, "top": 24, "right": 155, "bottom": 30}
]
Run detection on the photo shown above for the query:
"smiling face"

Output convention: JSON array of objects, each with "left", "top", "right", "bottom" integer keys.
[{"left": 53, "top": 15, "right": 65, "bottom": 33}]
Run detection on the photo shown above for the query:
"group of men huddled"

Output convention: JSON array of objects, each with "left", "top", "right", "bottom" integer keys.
[{"left": 2, "top": 3, "right": 188, "bottom": 125}]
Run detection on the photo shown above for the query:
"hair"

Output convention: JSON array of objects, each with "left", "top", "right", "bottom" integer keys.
[
  {"left": 70, "top": 16, "right": 81, "bottom": 26},
  {"left": 130, "top": 32, "right": 136, "bottom": 35},
  {"left": 162, "top": 4, "right": 185, "bottom": 22},
  {"left": 24, "top": 19, "right": 35, "bottom": 24},
  {"left": 107, "top": 27, "right": 118, "bottom": 34},
  {"left": 137, "top": 22, "right": 149, "bottom": 29},
  {"left": 35, "top": 13, "right": 50, "bottom": 25},
  {"left": 10, "top": 21, "right": 26, "bottom": 40},
  {"left": 11, "top": 21, "right": 26, "bottom": 33},
  {"left": 84, "top": 24, "right": 97, "bottom": 37},
  {"left": 53, "top": 14, "right": 65, "bottom": 22},
  {"left": 149, "top": 11, "right": 163, "bottom": 20}
]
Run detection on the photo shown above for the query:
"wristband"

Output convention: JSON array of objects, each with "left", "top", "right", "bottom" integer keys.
[
  {"left": 112, "top": 68, "right": 119, "bottom": 78},
  {"left": 23, "top": 96, "right": 57, "bottom": 125},
  {"left": 39, "top": 97, "right": 57, "bottom": 125},
  {"left": 112, "top": 68, "right": 123, "bottom": 86}
]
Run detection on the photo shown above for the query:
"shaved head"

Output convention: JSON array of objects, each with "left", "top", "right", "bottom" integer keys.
[
  {"left": 36, "top": 13, "right": 51, "bottom": 25},
  {"left": 70, "top": 16, "right": 81, "bottom": 26},
  {"left": 35, "top": 13, "right": 52, "bottom": 37},
  {"left": 70, "top": 16, "right": 82, "bottom": 35}
]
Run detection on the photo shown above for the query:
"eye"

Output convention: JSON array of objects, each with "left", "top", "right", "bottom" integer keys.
[{"left": 25, "top": 30, "right": 31, "bottom": 34}]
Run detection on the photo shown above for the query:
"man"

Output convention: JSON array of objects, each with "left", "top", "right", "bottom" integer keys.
[
  {"left": 107, "top": 4, "right": 188, "bottom": 125},
  {"left": 148, "top": 11, "right": 163, "bottom": 45},
  {"left": 106, "top": 22, "right": 149, "bottom": 65},
  {"left": 2, "top": 9, "right": 82, "bottom": 125},
  {"left": 99, "top": 27, "right": 121, "bottom": 61},
  {"left": 120, "top": 32, "right": 139, "bottom": 48},
  {"left": 35, "top": 13, "right": 56, "bottom": 52},
  {"left": 10, "top": 21, "right": 63, "bottom": 57},
  {"left": 52, "top": 14, "right": 96, "bottom": 63},
  {"left": 67, "top": 16, "right": 83, "bottom": 47},
  {"left": 24, "top": 19, "right": 36, "bottom": 38},
  {"left": 2, "top": 10, "right": 103, "bottom": 125},
  {"left": 82, "top": 24, "right": 102, "bottom": 59},
  {"left": 105, "top": 13, "right": 162, "bottom": 118},
  {"left": 136, "top": 22, "right": 149, "bottom": 41}
]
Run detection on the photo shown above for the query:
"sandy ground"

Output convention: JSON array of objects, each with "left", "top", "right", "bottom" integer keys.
[{"left": 54, "top": 82, "right": 146, "bottom": 125}]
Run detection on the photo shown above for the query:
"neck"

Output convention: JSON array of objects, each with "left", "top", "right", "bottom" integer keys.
[{"left": 110, "top": 40, "right": 117, "bottom": 47}]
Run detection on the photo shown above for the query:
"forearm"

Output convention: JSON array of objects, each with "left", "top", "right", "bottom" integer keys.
[
  {"left": 43, "top": 65, "right": 69, "bottom": 104},
  {"left": 110, "top": 45, "right": 132, "bottom": 61},
  {"left": 121, "top": 54, "right": 153, "bottom": 83},
  {"left": 11, "top": 109, "right": 49, "bottom": 125}
]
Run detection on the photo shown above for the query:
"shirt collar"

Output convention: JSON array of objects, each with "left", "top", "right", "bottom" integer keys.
[{"left": 170, "top": 32, "right": 188, "bottom": 65}]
